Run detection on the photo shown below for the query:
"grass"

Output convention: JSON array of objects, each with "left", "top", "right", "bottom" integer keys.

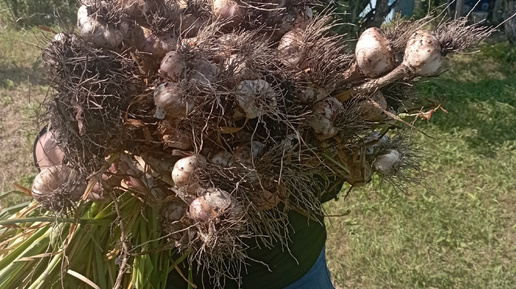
[
  {"left": 325, "top": 42, "right": 516, "bottom": 288},
  {"left": 0, "top": 27, "right": 48, "bottom": 208},
  {"left": 0, "top": 25, "right": 516, "bottom": 288}
]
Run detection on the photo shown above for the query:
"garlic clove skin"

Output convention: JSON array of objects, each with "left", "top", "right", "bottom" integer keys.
[
  {"left": 373, "top": 149, "right": 401, "bottom": 176},
  {"left": 355, "top": 27, "right": 396, "bottom": 78},
  {"left": 403, "top": 30, "right": 444, "bottom": 76},
  {"left": 235, "top": 80, "right": 278, "bottom": 119},
  {"left": 308, "top": 97, "right": 342, "bottom": 140},
  {"left": 153, "top": 82, "right": 193, "bottom": 120},
  {"left": 172, "top": 155, "right": 207, "bottom": 187}
]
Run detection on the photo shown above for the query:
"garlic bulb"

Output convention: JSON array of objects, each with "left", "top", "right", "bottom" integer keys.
[
  {"left": 32, "top": 165, "right": 86, "bottom": 203},
  {"left": 357, "top": 91, "right": 388, "bottom": 121},
  {"left": 172, "top": 155, "right": 207, "bottom": 187},
  {"left": 189, "top": 196, "right": 217, "bottom": 222},
  {"left": 142, "top": 33, "right": 178, "bottom": 59},
  {"left": 373, "top": 149, "right": 401, "bottom": 176},
  {"left": 189, "top": 60, "right": 218, "bottom": 86},
  {"left": 189, "top": 188, "right": 240, "bottom": 222},
  {"left": 355, "top": 27, "right": 396, "bottom": 78},
  {"left": 160, "top": 51, "right": 186, "bottom": 81},
  {"left": 404, "top": 30, "right": 443, "bottom": 76},
  {"left": 77, "top": 5, "right": 129, "bottom": 49},
  {"left": 353, "top": 30, "right": 444, "bottom": 94},
  {"left": 153, "top": 82, "right": 193, "bottom": 119},
  {"left": 278, "top": 28, "right": 305, "bottom": 67},
  {"left": 235, "top": 80, "right": 278, "bottom": 119},
  {"left": 212, "top": 0, "right": 245, "bottom": 29},
  {"left": 308, "top": 97, "right": 342, "bottom": 140},
  {"left": 211, "top": 151, "right": 234, "bottom": 167}
]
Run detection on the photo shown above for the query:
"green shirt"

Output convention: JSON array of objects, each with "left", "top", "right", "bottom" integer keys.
[{"left": 166, "top": 209, "right": 326, "bottom": 289}]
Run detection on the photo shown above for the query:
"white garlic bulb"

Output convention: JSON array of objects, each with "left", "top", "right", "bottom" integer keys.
[
  {"left": 308, "top": 97, "right": 342, "bottom": 140},
  {"left": 235, "top": 80, "right": 278, "bottom": 119},
  {"left": 357, "top": 91, "right": 388, "bottom": 122},
  {"left": 355, "top": 27, "right": 396, "bottom": 78},
  {"left": 373, "top": 149, "right": 401, "bottom": 176},
  {"left": 404, "top": 30, "right": 443, "bottom": 76},
  {"left": 278, "top": 28, "right": 305, "bottom": 67},
  {"left": 77, "top": 5, "right": 129, "bottom": 49},
  {"left": 32, "top": 165, "right": 86, "bottom": 203},
  {"left": 172, "top": 155, "right": 207, "bottom": 187}
]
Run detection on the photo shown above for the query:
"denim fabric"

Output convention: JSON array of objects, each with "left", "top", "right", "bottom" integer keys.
[{"left": 282, "top": 246, "right": 335, "bottom": 289}]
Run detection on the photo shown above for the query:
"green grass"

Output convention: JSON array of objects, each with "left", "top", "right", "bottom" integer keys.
[
  {"left": 0, "top": 27, "right": 48, "bottom": 208},
  {"left": 325, "top": 43, "right": 516, "bottom": 288}
]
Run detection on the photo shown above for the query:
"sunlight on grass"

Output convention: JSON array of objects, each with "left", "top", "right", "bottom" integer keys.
[{"left": 326, "top": 44, "right": 516, "bottom": 289}]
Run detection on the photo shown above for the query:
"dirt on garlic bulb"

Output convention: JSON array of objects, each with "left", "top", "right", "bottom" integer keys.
[
  {"left": 172, "top": 155, "right": 207, "bottom": 187},
  {"left": 404, "top": 30, "right": 444, "bottom": 76},
  {"left": 32, "top": 165, "right": 86, "bottom": 203},
  {"left": 355, "top": 27, "right": 396, "bottom": 78}
]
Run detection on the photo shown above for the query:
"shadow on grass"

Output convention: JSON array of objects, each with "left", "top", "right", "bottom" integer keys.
[
  {"left": 0, "top": 64, "right": 45, "bottom": 88},
  {"left": 415, "top": 56, "right": 516, "bottom": 157}
]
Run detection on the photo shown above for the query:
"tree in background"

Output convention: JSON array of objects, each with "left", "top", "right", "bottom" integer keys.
[{"left": 506, "top": 0, "right": 516, "bottom": 43}]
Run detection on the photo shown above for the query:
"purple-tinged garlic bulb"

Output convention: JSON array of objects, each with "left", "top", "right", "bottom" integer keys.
[
  {"left": 160, "top": 51, "right": 186, "bottom": 81},
  {"left": 142, "top": 33, "right": 178, "bottom": 59},
  {"left": 77, "top": 5, "right": 129, "bottom": 49},
  {"left": 235, "top": 80, "right": 278, "bottom": 119},
  {"left": 153, "top": 82, "right": 194, "bottom": 119},
  {"left": 212, "top": 0, "right": 246, "bottom": 30},
  {"left": 308, "top": 97, "right": 342, "bottom": 140},
  {"left": 189, "top": 59, "right": 218, "bottom": 86},
  {"left": 355, "top": 27, "right": 396, "bottom": 78}
]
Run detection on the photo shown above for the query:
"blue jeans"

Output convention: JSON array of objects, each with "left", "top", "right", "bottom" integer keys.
[{"left": 283, "top": 246, "right": 335, "bottom": 289}]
